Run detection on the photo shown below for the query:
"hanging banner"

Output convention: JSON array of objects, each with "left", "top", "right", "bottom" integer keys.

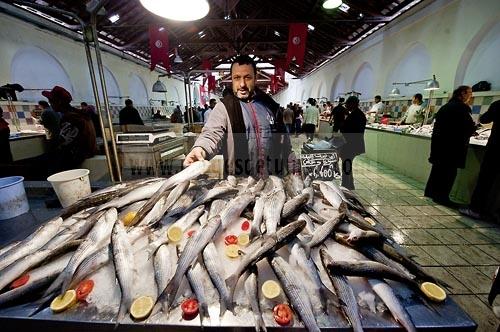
[
  {"left": 199, "top": 85, "right": 208, "bottom": 106},
  {"left": 202, "top": 59, "right": 212, "bottom": 71},
  {"left": 286, "top": 23, "right": 308, "bottom": 68},
  {"left": 270, "top": 75, "right": 278, "bottom": 94},
  {"left": 149, "top": 24, "right": 170, "bottom": 71},
  {"left": 207, "top": 75, "right": 216, "bottom": 92},
  {"left": 273, "top": 58, "right": 287, "bottom": 83}
]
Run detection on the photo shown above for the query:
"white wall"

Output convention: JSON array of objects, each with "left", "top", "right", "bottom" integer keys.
[
  {"left": 0, "top": 12, "right": 187, "bottom": 106},
  {"left": 275, "top": 0, "right": 500, "bottom": 104}
]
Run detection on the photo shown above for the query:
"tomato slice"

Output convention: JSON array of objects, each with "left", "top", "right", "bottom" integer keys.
[
  {"left": 224, "top": 235, "right": 238, "bottom": 245},
  {"left": 186, "top": 229, "right": 196, "bottom": 238},
  {"left": 10, "top": 274, "right": 30, "bottom": 289},
  {"left": 241, "top": 220, "right": 250, "bottom": 231},
  {"left": 273, "top": 303, "right": 293, "bottom": 326},
  {"left": 181, "top": 298, "right": 199, "bottom": 320},
  {"left": 76, "top": 279, "right": 94, "bottom": 301}
]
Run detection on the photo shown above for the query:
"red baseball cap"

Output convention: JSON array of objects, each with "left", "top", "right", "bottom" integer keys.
[{"left": 42, "top": 86, "right": 72, "bottom": 104}]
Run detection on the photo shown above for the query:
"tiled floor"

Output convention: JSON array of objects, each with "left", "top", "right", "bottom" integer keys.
[{"left": 291, "top": 135, "right": 500, "bottom": 331}]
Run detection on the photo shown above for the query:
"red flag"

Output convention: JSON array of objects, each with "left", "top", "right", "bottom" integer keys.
[
  {"left": 207, "top": 75, "right": 216, "bottom": 92},
  {"left": 273, "top": 58, "right": 287, "bottom": 83},
  {"left": 149, "top": 24, "right": 170, "bottom": 71},
  {"left": 270, "top": 75, "right": 279, "bottom": 94},
  {"left": 202, "top": 59, "right": 212, "bottom": 71},
  {"left": 286, "top": 23, "right": 308, "bottom": 68}
]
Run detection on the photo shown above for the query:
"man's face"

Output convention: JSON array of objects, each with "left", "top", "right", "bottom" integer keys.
[
  {"left": 210, "top": 100, "right": 216, "bottom": 109},
  {"left": 231, "top": 63, "right": 255, "bottom": 101},
  {"left": 463, "top": 88, "right": 473, "bottom": 104}
]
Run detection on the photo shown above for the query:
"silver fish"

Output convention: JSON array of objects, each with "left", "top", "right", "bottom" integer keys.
[
  {"left": 227, "top": 175, "right": 238, "bottom": 187},
  {"left": 243, "top": 268, "right": 267, "bottom": 332},
  {"left": 97, "top": 179, "right": 168, "bottom": 211},
  {"left": 186, "top": 261, "right": 216, "bottom": 327},
  {"left": 164, "top": 190, "right": 198, "bottom": 219},
  {"left": 220, "top": 192, "right": 255, "bottom": 230},
  {"left": 172, "top": 205, "right": 205, "bottom": 231},
  {"left": 153, "top": 244, "right": 175, "bottom": 301},
  {"left": 298, "top": 213, "right": 316, "bottom": 234},
  {"left": 202, "top": 242, "right": 233, "bottom": 316},
  {"left": 303, "top": 206, "right": 346, "bottom": 256},
  {"left": 269, "top": 255, "right": 321, "bottom": 332},
  {"left": 319, "top": 182, "right": 343, "bottom": 210},
  {"left": 156, "top": 215, "right": 222, "bottom": 311},
  {"left": 0, "top": 216, "right": 63, "bottom": 271},
  {"left": 248, "top": 178, "right": 266, "bottom": 194},
  {"left": 281, "top": 192, "right": 310, "bottom": 219},
  {"left": 368, "top": 279, "right": 417, "bottom": 332},
  {"left": 251, "top": 194, "right": 267, "bottom": 238},
  {"left": 320, "top": 249, "right": 363, "bottom": 332},
  {"left": 302, "top": 187, "right": 315, "bottom": 206},
  {"left": 337, "top": 223, "right": 380, "bottom": 243},
  {"left": 263, "top": 189, "right": 286, "bottom": 234},
  {"left": 185, "top": 185, "right": 238, "bottom": 215},
  {"left": 0, "top": 251, "right": 73, "bottom": 306},
  {"left": 69, "top": 245, "right": 111, "bottom": 289},
  {"left": 209, "top": 199, "right": 226, "bottom": 220},
  {"left": 0, "top": 241, "right": 20, "bottom": 257},
  {"left": 111, "top": 221, "right": 136, "bottom": 325}
]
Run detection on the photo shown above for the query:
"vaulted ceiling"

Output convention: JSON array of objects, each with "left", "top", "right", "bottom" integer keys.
[{"left": 5, "top": 0, "right": 423, "bottom": 79}]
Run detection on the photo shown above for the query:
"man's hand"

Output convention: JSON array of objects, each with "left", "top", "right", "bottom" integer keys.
[{"left": 183, "top": 147, "right": 206, "bottom": 167}]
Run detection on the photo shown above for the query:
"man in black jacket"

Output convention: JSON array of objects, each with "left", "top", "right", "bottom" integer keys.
[
  {"left": 119, "top": 99, "right": 144, "bottom": 126},
  {"left": 340, "top": 96, "right": 366, "bottom": 189},
  {"left": 425, "top": 86, "right": 475, "bottom": 206}
]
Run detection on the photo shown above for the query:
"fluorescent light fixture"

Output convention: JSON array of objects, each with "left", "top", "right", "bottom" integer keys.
[
  {"left": 389, "top": 88, "right": 400, "bottom": 96},
  {"left": 152, "top": 79, "right": 167, "bottom": 92},
  {"left": 140, "top": 0, "right": 209, "bottom": 21},
  {"left": 307, "top": 24, "right": 315, "bottom": 31},
  {"left": 339, "top": 3, "right": 350, "bottom": 13},
  {"left": 424, "top": 75, "right": 440, "bottom": 91},
  {"left": 108, "top": 14, "right": 120, "bottom": 23},
  {"left": 274, "top": 30, "right": 280, "bottom": 37},
  {"left": 322, "top": 0, "right": 342, "bottom": 9},
  {"left": 174, "top": 48, "right": 183, "bottom": 63}
]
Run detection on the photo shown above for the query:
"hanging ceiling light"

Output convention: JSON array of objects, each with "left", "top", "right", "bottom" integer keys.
[
  {"left": 140, "top": 0, "right": 210, "bottom": 21},
  {"left": 152, "top": 77, "right": 167, "bottom": 92},
  {"left": 322, "top": 0, "right": 343, "bottom": 9},
  {"left": 389, "top": 87, "right": 401, "bottom": 96},
  {"left": 424, "top": 75, "right": 440, "bottom": 91},
  {"left": 174, "top": 48, "right": 183, "bottom": 63}
]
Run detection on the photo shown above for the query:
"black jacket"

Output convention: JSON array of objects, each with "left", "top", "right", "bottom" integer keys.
[
  {"left": 429, "top": 98, "right": 475, "bottom": 168},
  {"left": 119, "top": 106, "right": 144, "bottom": 125},
  {"left": 340, "top": 107, "right": 366, "bottom": 157}
]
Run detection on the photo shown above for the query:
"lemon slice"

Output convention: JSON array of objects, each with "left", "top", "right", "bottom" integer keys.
[
  {"left": 420, "top": 282, "right": 446, "bottom": 302},
  {"left": 225, "top": 244, "right": 240, "bottom": 258},
  {"left": 167, "top": 226, "right": 183, "bottom": 242},
  {"left": 50, "top": 290, "right": 77, "bottom": 313},
  {"left": 364, "top": 217, "right": 376, "bottom": 226},
  {"left": 130, "top": 295, "right": 154, "bottom": 320},
  {"left": 238, "top": 234, "right": 250, "bottom": 246},
  {"left": 122, "top": 211, "right": 137, "bottom": 226},
  {"left": 262, "top": 280, "right": 281, "bottom": 299}
]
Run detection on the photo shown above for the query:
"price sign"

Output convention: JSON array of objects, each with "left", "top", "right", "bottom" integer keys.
[{"left": 300, "top": 152, "right": 339, "bottom": 181}]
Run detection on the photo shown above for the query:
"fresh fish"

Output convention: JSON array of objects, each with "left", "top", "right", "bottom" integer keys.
[
  {"left": 0, "top": 217, "right": 63, "bottom": 271},
  {"left": 220, "top": 192, "right": 255, "bottom": 230},
  {"left": 209, "top": 199, "right": 226, "bottom": 220},
  {"left": 153, "top": 244, "right": 175, "bottom": 300},
  {"left": 68, "top": 245, "right": 111, "bottom": 290},
  {"left": 111, "top": 221, "right": 136, "bottom": 325},
  {"left": 186, "top": 261, "right": 217, "bottom": 326},
  {"left": 97, "top": 179, "right": 168, "bottom": 211},
  {"left": 304, "top": 175, "right": 312, "bottom": 188},
  {"left": 269, "top": 255, "right": 321, "bottom": 332},
  {"left": 202, "top": 242, "right": 233, "bottom": 316},
  {"left": 281, "top": 192, "right": 310, "bottom": 219},
  {"left": 263, "top": 189, "right": 286, "bottom": 234},
  {"left": 302, "top": 187, "right": 315, "bottom": 206},
  {"left": 319, "top": 181, "right": 343, "bottom": 210},
  {"left": 164, "top": 189, "right": 198, "bottom": 219},
  {"left": 156, "top": 215, "right": 222, "bottom": 311},
  {"left": 298, "top": 213, "right": 316, "bottom": 234},
  {"left": 248, "top": 178, "right": 266, "bottom": 194},
  {"left": 171, "top": 205, "right": 205, "bottom": 231},
  {"left": 324, "top": 181, "right": 347, "bottom": 201},
  {"left": 368, "top": 279, "right": 417, "bottom": 332},
  {"left": 0, "top": 251, "right": 73, "bottom": 306},
  {"left": 310, "top": 247, "right": 338, "bottom": 302},
  {"left": 227, "top": 175, "right": 238, "bottom": 187},
  {"left": 269, "top": 175, "right": 284, "bottom": 191},
  {"left": 0, "top": 241, "right": 20, "bottom": 257},
  {"left": 185, "top": 185, "right": 238, "bottom": 215},
  {"left": 337, "top": 223, "right": 381, "bottom": 243},
  {"left": 251, "top": 195, "right": 267, "bottom": 238},
  {"left": 320, "top": 249, "right": 363, "bottom": 332},
  {"left": 302, "top": 205, "right": 346, "bottom": 256},
  {"left": 243, "top": 267, "right": 267, "bottom": 332},
  {"left": 347, "top": 210, "right": 392, "bottom": 240},
  {"left": 225, "top": 219, "right": 306, "bottom": 295}
]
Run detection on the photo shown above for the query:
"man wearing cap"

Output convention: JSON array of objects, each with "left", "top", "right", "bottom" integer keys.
[{"left": 42, "top": 86, "right": 97, "bottom": 173}]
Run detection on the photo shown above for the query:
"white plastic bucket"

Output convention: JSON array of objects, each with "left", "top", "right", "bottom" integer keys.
[
  {"left": 47, "top": 169, "right": 91, "bottom": 208},
  {"left": 0, "top": 176, "right": 30, "bottom": 220}
]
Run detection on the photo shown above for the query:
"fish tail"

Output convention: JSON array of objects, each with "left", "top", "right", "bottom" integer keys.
[
  {"left": 255, "top": 313, "right": 267, "bottom": 332},
  {"left": 42, "top": 274, "right": 64, "bottom": 298},
  {"left": 225, "top": 274, "right": 239, "bottom": 300},
  {"left": 114, "top": 299, "right": 127, "bottom": 328},
  {"left": 303, "top": 243, "right": 312, "bottom": 258}
]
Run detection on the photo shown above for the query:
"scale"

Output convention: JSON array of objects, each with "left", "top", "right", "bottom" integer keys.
[{"left": 115, "top": 131, "right": 177, "bottom": 145}]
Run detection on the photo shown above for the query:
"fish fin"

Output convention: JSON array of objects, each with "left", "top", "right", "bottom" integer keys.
[
  {"left": 42, "top": 273, "right": 64, "bottom": 298},
  {"left": 219, "top": 297, "right": 227, "bottom": 318},
  {"left": 114, "top": 298, "right": 128, "bottom": 328},
  {"left": 225, "top": 274, "right": 240, "bottom": 301},
  {"left": 256, "top": 313, "right": 267, "bottom": 332},
  {"left": 303, "top": 243, "right": 312, "bottom": 258},
  {"left": 27, "top": 293, "right": 54, "bottom": 317}
]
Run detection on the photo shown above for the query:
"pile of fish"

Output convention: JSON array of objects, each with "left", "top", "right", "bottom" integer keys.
[{"left": 0, "top": 160, "right": 449, "bottom": 331}]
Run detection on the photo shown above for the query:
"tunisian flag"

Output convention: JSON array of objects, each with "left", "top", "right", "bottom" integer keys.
[
  {"left": 286, "top": 23, "right": 308, "bottom": 68},
  {"left": 149, "top": 24, "right": 170, "bottom": 71},
  {"left": 273, "top": 58, "right": 287, "bottom": 83}
]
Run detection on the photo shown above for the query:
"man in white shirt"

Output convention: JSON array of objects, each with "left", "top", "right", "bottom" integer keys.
[
  {"left": 366, "top": 95, "right": 384, "bottom": 123},
  {"left": 399, "top": 93, "right": 424, "bottom": 125},
  {"left": 203, "top": 98, "right": 217, "bottom": 124}
]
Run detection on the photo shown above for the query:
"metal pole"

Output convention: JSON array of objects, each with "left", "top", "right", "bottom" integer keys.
[
  {"left": 14, "top": 1, "right": 115, "bottom": 182},
  {"left": 183, "top": 78, "right": 189, "bottom": 124},
  {"left": 90, "top": 14, "right": 122, "bottom": 182},
  {"left": 187, "top": 77, "right": 193, "bottom": 126}
]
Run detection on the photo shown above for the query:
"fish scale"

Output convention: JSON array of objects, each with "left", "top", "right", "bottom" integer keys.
[
  {"left": 263, "top": 189, "right": 286, "bottom": 234},
  {"left": 202, "top": 242, "right": 233, "bottom": 316}
]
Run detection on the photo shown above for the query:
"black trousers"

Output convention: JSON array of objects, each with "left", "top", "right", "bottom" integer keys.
[
  {"left": 341, "top": 154, "right": 356, "bottom": 190},
  {"left": 303, "top": 124, "right": 316, "bottom": 140},
  {"left": 470, "top": 150, "right": 499, "bottom": 213},
  {"left": 424, "top": 163, "right": 457, "bottom": 202}
]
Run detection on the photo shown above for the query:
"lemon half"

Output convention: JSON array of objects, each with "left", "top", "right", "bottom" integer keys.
[
  {"left": 50, "top": 289, "right": 77, "bottom": 313},
  {"left": 420, "top": 282, "right": 446, "bottom": 302},
  {"left": 262, "top": 280, "right": 281, "bottom": 299},
  {"left": 167, "top": 226, "right": 183, "bottom": 242},
  {"left": 130, "top": 295, "right": 154, "bottom": 320},
  {"left": 225, "top": 244, "right": 240, "bottom": 258},
  {"left": 122, "top": 211, "right": 137, "bottom": 226}
]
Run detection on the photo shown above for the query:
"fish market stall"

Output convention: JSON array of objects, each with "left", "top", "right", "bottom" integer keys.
[{"left": 0, "top": 162, "right": 476, "bottom": 331}]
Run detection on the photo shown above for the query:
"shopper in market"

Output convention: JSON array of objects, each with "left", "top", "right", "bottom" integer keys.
[
  {"left": 424, "top": 85, "right": 476, "bottom": 206},
  {"left": 339, "top": 95, "right": 366, "bottom": 190},
  {"left": 37, "top": 100, "right": 61, "bottom": 143},
  {"left": 203, "top": 98, "right": 217, "bottom": 124},
  {"left": 460, "top": 100, "right": 500, "bottom": 221},
  {"left": 119, "top": 99, "right": 144, "bottom": 126},
  {"left": 80, "top": 102, "right": 102, "bottom": 138},
  {"left": 399, "top": 93, "right": 424, "bottom": 125},
  {"left": 283, "top": 103, "right": 295, "bottom": 134},
  {"left": 303, "top": 97, "right": 320, "bottom": 142},
  {"left": 329, "top": 97, "right": 347, "bottom": 132},
  {"left": 183, "top": 54, "right": 292, "bottom": 177}
]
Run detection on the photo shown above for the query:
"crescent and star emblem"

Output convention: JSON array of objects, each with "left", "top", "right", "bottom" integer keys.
[
  {"left": 155, "top": 40, "right": 163, "bottom": 48},
  {"left": 292, "top": 36, "right": 301, "bottom": 45}
]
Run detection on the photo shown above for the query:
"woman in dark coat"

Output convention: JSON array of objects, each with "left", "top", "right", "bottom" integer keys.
[{"left": 425, "top": 86, "right": 476, "bottom": 205}]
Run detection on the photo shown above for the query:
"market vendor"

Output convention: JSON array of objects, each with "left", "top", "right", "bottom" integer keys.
[
  {"left": 183, "top": 55, "right": 293, "bottom": 177},
  {"left": 399, "top": 93, "right": 424, "bottom": 125}
]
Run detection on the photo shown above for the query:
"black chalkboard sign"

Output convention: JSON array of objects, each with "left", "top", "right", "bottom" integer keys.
[{"left": 300, "top": 151, "right": 339, "bottom": 180}]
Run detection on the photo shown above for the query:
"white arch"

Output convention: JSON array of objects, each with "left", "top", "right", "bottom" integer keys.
[
  {"left": 384, "top": 42, "right": 432, "bottom": 97},
  {"left": 11, "top": 46, "right": 73, "bottom": 102},
  {"left": 351, "top": 62, "right": 374, "bottom": 100},
  {"left": 330, "top": 73, "right": 346, "bottom": 101},
  {"left": 128, "top": 74, "right": 149, "bottom": 106}
]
